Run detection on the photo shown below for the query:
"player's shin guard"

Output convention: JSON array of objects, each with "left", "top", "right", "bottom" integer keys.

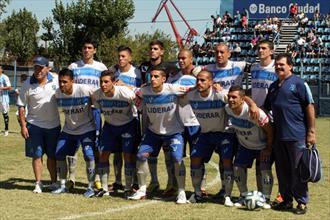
[
  {"left": 97, "top": 162, "right": 109, "bottom": 191},
  {"left": 137, "top": 160, "right": 149, "bottom": 192},
  {"left": 57, "top": 160, "right": 68, "bottom": 187},
  {"left": 124, "top": 162, "right": 135, "bottom": 191},
  {"left": 147, "top": 157, "right": 158, "bottom": 184},
  {"left": 191, "top": 165, "right": 204, "bottom": 196},
  {"left": 224, "top": 169, "right": 234, "bottom": 197},
  {"left": 67, "top": 155, "right": 77, "bottom": 182},
  {"left": 3, "top": 113, "right": 9, "bottom": 131},
  {"left": 86, "top": 160, "right": 95, "bottom": 188},
  {"left": 261, "top": 169, "right": 273, "bottom": 200},
  {"left": 113, "top": 152, "right": 123, "bottom": 184},
  {"left": 233, "top": 166, "right": 248, "bottom": 196},
  {"left": 174, "top": 161, "right": 186, "bottom": 193},
  {"left": 164, "top": 150, "right": 174, "bottom": 187}
]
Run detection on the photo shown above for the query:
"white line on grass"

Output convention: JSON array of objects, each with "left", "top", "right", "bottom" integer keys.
[{"left": 59, "top": 161, "right": 220, "bottom": 220}]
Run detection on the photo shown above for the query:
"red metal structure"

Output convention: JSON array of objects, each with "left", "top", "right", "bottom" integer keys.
[{"left": 152, "top": 0, "right": 198, "bottom": 49}]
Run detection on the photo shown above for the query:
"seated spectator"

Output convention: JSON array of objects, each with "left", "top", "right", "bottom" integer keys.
[
  {"left": 289, "top": 3, "right": 298, "bottom": 23},
  {"left": 232, "top": 42, "right": 241, "bottom": 56}
]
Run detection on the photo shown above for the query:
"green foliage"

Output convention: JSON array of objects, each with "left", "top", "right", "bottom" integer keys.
[
  {"left": 3, "top": 8, "right": 39, "bottom": 63},
  {"left": 44, "top": 0, "right": 135, "bottom": 65},
  {"left": 98, "top": 29, "right": 178, "bottom": 66},
  {"left": 0, "top": 0, "right": 10, "bottom": 17}
]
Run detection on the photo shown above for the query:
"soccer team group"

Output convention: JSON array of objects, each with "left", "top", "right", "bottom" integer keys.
[{"left": 1, "top": 37, "right": 316, "bottom": 214}]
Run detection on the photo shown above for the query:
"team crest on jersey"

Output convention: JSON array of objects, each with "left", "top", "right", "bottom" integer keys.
[{"left": 289, "top": 84, "right": 296, "bottom": 92}]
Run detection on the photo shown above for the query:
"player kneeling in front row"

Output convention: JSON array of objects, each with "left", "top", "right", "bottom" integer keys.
[
  {"left": 52, "top": 68, "right": 97, "bottom": 197},
  {"left": 92, "top": 70, "right": 140, "bottom": 198},
  {"left": 225, "top": 85, "right": 273, "bottom": 209},
  {"left": 128, "top": 66, "right": 187, "bottom": 204}
]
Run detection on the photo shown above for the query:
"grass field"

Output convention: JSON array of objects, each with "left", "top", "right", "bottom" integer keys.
[{"left": 0, "top": 109, "right": 329, "bottom": 220}]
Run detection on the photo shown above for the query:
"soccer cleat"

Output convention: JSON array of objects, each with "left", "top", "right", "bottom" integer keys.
[
  {"left": 132, "top": 183, "right": 139, "bottom": 192},
  {"left": 83, "top": 187, "right": 95, "bottom": 198},
  {"left": 66, "top": 179, "right": 75, "bottom": 191},
  {"left": 95, "top": 189, "right": 109, "bottom": 197},
  {"left": 224, "top": 196, "right": 234, "bottom": 207},
  {"left": 4, "top": 130, "right": 9, "bottom": 136},
  {"left": 201, "top": 188, "right": 208, "bottom": 198},
  {"left": 162, "top": 185, "right": 177, "bottom": 197},
  {"left": 124, "top": 190, "right": 133, "bottom": 199},
  {"left": 176, "top": 191, "right": 187, "bottom": 204},
  {"left": 272, "top": 201, "right": 293, "bottom": 211},
  {"left": 49, "top": 182, "right": 59, "bottom": 191},
  {"left": 234, "top": 196, "right": 245, "bottom": 207},
  {"left": 109, "top": 182, "right": 125, "bottom": 191},
  {"left": 33, "top": 182, "right": 43, "bottom": 193},
  {"left": 272, "top": 193, "right": 283, "bottom": 205},
  {"left": 128, "top": 189, "right": 146, "bottom": 200},
  {"left": 147, "top": 182, "right": 160, "bottom": 194},
  {"left": 188, "top": 193, "right": 204, "bottom": 203},
  {"left": 262, "top": 199, "right": 271, "bottom": 209},
  {"left": 51, "top": 186, "right": 68, "bottom": 194},
  {"left": 94, "top": 180, "right": 102, "bottom": 190},
  {"left": 294, "top": 203, "right": 307, "bottom": 215},
  {"left": 213, "top": 188, "right": 226, "bottom": 200}
]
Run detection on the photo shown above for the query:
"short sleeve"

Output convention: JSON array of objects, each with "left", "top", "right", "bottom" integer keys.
[{"left": 16, "top": 81, "right": 28, "bottom": 107}]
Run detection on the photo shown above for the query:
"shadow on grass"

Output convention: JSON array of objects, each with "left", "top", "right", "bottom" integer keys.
[{"left": 0, "top": 177, "right": 88, "bottom": 194}]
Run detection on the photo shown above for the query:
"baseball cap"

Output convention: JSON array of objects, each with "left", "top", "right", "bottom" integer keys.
[{"left": 33, "top": 56, "right": 49, "bottom": 67}]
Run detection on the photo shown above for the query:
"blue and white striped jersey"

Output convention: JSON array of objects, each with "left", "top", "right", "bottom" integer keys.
[
  {"left": 115, "top": 65, "right": 142, "bottom": 87},
  {"left": 56, "top": 84, "right": 95, "bottom": 135},
  {"left": 0, "top": 73, "right": 11, "bottom": 104}
]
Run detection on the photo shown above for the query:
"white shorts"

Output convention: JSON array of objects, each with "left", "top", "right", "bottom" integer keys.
[{"left": 0, "top": 102, "right": 9, "bottom": 114}]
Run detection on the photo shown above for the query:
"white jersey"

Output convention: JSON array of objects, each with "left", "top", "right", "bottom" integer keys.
[
  {"left": 140, "top": 83, "right": 185, "bottom": 135},
  {"left": 56, "top": 84, "right": 95, "bottom": 135},
  {"left": 68, "top": 60, "right": 107, "bottom": 90},
  {"left": 93, "top": 86, "right": 136, "bottom": 126},
  {"left": 186, "top": 89, "right": 227, "bottom": 133},
  {"left": 0, "top": 74, "right": 11, "bottom": 104},
  {"left": 167, "top": 72, "right": 199, "bottom": 126},
  {"left": 225, "top": 102, "right": 269, "bottom": 150},
  {"left": 17, "top": 74, "right": 60, "bottom": 129},
  {"left": 115, "top": 65, "right": 142, "bottom": 87},
  {"left": 205, "top": 61, "right": 246, "bottom": 92},
  {"left": 251, "top": 60, "right": 277, "bottom": 107}
]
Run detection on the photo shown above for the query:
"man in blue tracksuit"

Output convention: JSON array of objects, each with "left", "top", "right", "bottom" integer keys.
[{"left": 264, "top": 53, "right": 316, "bottom": 215}]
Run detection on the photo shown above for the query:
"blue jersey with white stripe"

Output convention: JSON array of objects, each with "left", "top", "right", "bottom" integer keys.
[{"left": 56, "top": 84, "right": 95, "bottom": 135}]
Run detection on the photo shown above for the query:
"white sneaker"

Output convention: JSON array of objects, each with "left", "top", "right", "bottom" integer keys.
[
  {"left": 234, "top": 196, "right": 245, "bottom": 207},
  {"left": 4, "top": 130, "right": 8, "bottom": 136},
  {"left": 176, "top": 191, "right": 187, "bottom": 204},
  {"left": 33, "top": 182, "right": 43, "bottom": 193},
  {"left": 224, "top": 196, "right": 234, "bottom": 207},
  {"left": 128, "top": 189, "right": 146, "bottom": 200},
  {"left": 49, "top": 182, "right": 59, "bottom": 191},
  {"left": 83, "top": 187, "right": 95, "bottom": 198},
  {"left": 263, "top": 202, "right": 271, "bottom": 209}
]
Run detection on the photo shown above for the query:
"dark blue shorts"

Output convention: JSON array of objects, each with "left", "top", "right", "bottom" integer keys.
[
  {"left": 138, "top": 129, "right": 184, "bottom": 163},
  {"left": 99, "top": 119, "right": 140, "bottom": 154},
  {"left": 234, "top": 144, "right": 272, "bottom": 169},
  {"left": 55, "top": 130, "right": 96, "bottom": 161},
  {"left": 191, "top": 131, "right": 235, "bottom": 163},
  {"left": 25, "top": 123, "right": 60, "bottom": 159}
]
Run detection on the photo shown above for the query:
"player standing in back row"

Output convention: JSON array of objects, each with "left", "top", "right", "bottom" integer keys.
[{"left": 68, "top": 38, "right": 107, "bottom": 190}]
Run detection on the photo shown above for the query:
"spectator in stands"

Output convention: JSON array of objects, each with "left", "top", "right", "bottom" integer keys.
[
  {"left": 191, "top": 41, "right": 200, "bottom": 58},
  {"left": 241, "top": 14, "right": 248, "bottom": 30},
  {"left": 220, "top": 24, "right": 231, "bottom": 42},
  {"left": 289, "top": 3, "right": 298, "bottom": 23},
  {"left": 233, "top": 10, "right": 241, "bottom": 26},
  {"left": 313, "top": 9, "right": 320, "bottom": 21},
  {"left": 232, "top": 43, "right": 241, "bottom": 56}
]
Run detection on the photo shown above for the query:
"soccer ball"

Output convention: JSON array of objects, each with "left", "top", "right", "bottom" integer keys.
[{"left": 244, "top": 191, "right": 266, "bottom": 210}]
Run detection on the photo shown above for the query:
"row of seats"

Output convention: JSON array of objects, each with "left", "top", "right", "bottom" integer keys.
[
  {"left": 294, "top": 57, "right": 330, "bottom": 65},
  {"left": 293, "top": 66, "right": 329, "bottom": 74}
]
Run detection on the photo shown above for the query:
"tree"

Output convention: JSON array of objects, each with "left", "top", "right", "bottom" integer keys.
[
  {"left": 45, "top": 0, "right": 135, "bottom": 65},
  {"left": 0, "top": 0, "right": 10, "bottom": 17},
  {"left": 3, "top": 8, "right": 39, "bottom": 63}
]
